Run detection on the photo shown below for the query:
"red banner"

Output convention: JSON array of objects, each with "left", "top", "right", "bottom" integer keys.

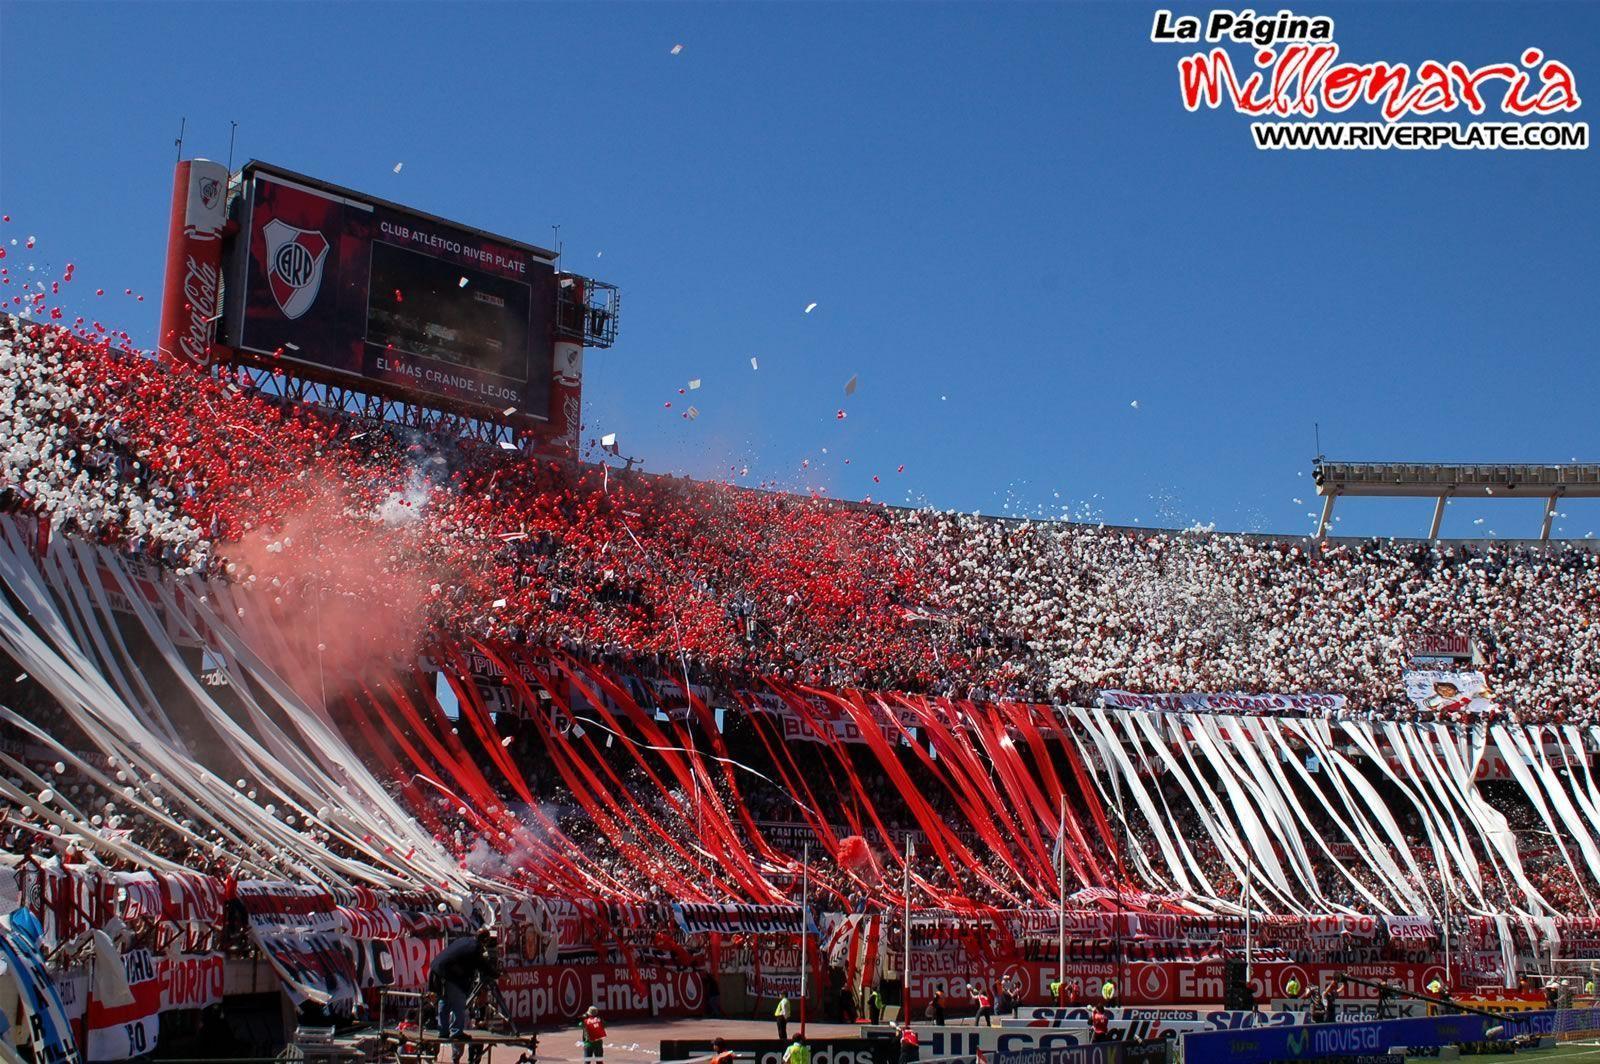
[
  {"left": 497, "top": 963, "right": 705, "bottom": 1025},
  {"left": 907, "top": 957, "right": 1449, "bottom": 1009}
]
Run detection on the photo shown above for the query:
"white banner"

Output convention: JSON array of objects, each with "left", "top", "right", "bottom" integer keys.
[
  {"left": 1099, "top": 690, "right": 1346, "bottom": 714},
  {"left": 87, "top": 948, "right": 160, "bottom": 1062},
  {"left": 1402, "top": 671, "right": 1500, "bottom": 716},
  {"left": 159, "top": 953, "right": 224, "bottom": 1011},
  {"left": 235, "top": 882, "right": 358, "bottom": 1011}
]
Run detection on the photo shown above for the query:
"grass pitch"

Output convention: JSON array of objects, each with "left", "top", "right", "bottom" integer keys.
[{"left": 1419, "top": 1045, "right": 1600, "bottom": 1064}]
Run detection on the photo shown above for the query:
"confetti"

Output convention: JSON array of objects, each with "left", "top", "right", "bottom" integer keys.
[
  {"left": 804, "top": 302, "right": 818, "bottom": 314},
  {"left": 671, "top": 43, "right": 684, "bottom": 55},
  {"left": 600, "top": 432, "right": 617, "bottom": 448},
  {"left": 498, "top": 440, "right": 518, "bottom": 450},
  {"left": 844, "top": 374, "right": 858, "bottom": 396},
  {"left": 685, "top": 405, "right": 700, "bottom": 420},
  {"left": 492, "top": 599, "right": 507, "bottom": 608},
  {"left": 458, "top": 277, "right": 469, "bottom": 288},
  {"left": 502, "top": 406, "right": 517, "bottom": 416},
  {"left": 688, "top": 379, "right": 701, "bottom": 390},
  {"left": 750, "top": 357, "right": 759, "bottom": 370},
  {"left": 835, "top": 409, "right": 847, "bottom": 420},
  {"left": 393, "top": 162, "right": 404, "bottom": 173},
  {"left": 1130, "top": 400, "right": 1140, "bottom": 410}
]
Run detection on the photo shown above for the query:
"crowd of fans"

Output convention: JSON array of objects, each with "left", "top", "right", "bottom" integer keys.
[
  {"left": 4, "top": 309, "right": 1600, "bottom": 917},
  {"left": 0, "top": 315, "right": 203, "bottom": 565},
  {"left": 919, "top": 511, "right": 1600, "bottom": 719},
  {"left": 3, "top": 315, "right": 1599, "bottom": 725}
]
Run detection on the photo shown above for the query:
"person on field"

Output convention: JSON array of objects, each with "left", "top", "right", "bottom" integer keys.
[
  {"left": 969, "top": 984, "right": 993, "bottom": 1027},
  {"left": 581, "top": 1006, "right": 606, "bottom": 1062},
  {"left": 897, "top": 1022, "right": 920, "bottom": 1064},
  {"left": 783, "top": 1037, "right": 810, "bottom": 1064},
  {"left": 1090, "top": 1003, "right": 1112, "bottom": 1043},
  {"left": 775, "top": 992, "right": 792, "bottom": 1041},
  {"left": 1306, "top": 985, "right": 1328, "bottom": 1024}
]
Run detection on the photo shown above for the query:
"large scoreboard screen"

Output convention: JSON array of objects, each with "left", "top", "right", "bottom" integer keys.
[{"left": 224, "top": 162, "right": 559, "bottom": 422}]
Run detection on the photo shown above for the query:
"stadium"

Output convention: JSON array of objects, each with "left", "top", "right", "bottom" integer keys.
[{"left": 1, "top": 6, "right": 1598, "bottom": 1064}]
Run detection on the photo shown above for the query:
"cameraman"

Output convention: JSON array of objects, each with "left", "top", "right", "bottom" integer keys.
[{"left": 429, "top": 929, "right": 499, "bottom": 1063}]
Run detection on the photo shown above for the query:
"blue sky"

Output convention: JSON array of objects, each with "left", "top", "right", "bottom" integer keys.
[{"left": 2, "top": 2, "right": 1597, "bottom": 539}]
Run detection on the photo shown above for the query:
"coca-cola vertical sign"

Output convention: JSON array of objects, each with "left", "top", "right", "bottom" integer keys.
[
  {"left": 157, "top": 159, "right": 230, "bottom": 365},
  {"left": 549, "top": 275, "right": 584, "bottom": 454}
]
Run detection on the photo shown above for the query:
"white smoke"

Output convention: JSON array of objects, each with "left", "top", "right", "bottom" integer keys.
[{"left": 375, "top": 467, "right": 433, "bottom": 527}]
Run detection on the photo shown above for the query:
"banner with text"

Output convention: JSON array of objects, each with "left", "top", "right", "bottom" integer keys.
[{"left": 1099, "top": 691, "right": 1346, "bottom": 715}]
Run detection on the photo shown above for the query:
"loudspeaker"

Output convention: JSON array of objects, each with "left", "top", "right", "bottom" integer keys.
[{"left": 1224, "top": 961, "right": 1254, "bottom": 1010}]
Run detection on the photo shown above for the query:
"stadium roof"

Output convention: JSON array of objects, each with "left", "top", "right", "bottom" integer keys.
[{"left": 1312, "top": 460, "right": 1600, "bottom": 540}]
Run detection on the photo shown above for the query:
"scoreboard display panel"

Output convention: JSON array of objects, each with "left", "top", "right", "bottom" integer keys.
[
  {"left": 225, "top": 162, "right": 559, "bottom": 422},
  {"left": 366, "top": 241, "right": 533, "bottom": 383}
]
